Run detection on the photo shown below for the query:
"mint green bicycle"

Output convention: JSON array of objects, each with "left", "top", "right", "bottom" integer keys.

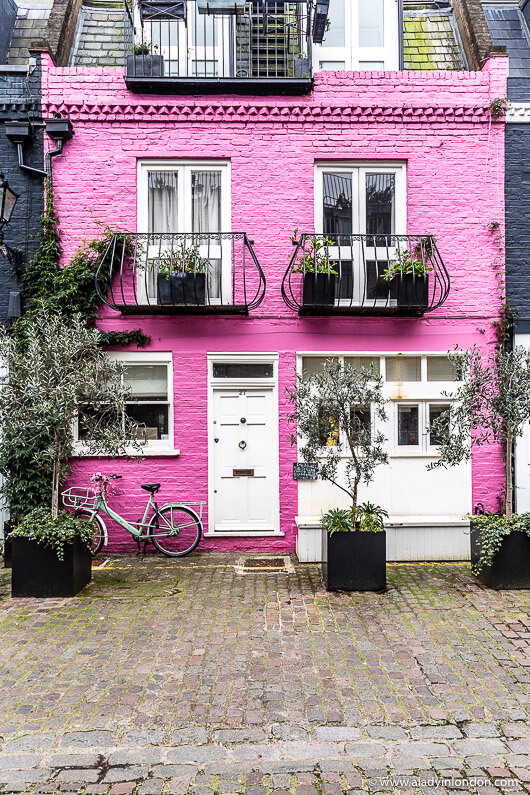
[{"left": 61, "top": 474, "right": 204, "bottom": 557}]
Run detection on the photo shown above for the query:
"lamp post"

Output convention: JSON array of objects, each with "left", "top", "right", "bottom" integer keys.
[{"left": 0, "top": 173, "right": 21, "bottom": 269}]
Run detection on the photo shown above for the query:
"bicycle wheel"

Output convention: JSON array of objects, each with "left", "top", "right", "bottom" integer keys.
[
  {"left": 76, "top": 509, "right": 106, "bottom": 556},
  {"left": 149, "top": 504, "right": 202, "bottom": 557}
]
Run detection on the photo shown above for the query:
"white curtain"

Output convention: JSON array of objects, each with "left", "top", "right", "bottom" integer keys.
[
  {"left": 192, "top": 171, "right": 221, "bottom": 232},
  {"left": 148, "top": 171, "right": 179, "bottom": 233}
]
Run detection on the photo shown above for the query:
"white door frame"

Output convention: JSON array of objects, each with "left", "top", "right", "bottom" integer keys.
[{"left": 206, "top": 352, "right": 281, "bottom": 537}]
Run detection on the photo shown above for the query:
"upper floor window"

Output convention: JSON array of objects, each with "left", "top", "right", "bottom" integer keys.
[{"left": 314, "top": 0, "right": 399, "bottom": 72}]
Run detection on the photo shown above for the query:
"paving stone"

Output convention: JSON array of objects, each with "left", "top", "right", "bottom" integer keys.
[
  {"left": 55, "top": 769, "right": 100, "bottom": 783},
  {"left": 47, "top": 753, "right": 101, "bottom": 768},
  {"left": 464, "top": 724, "right": 501, "bottom": 738},
  {"left": 0, "top": 754, "right": 41, "bottom": 769},
  {"left": 122, "top": 731, "right": 165, "bottom": 746},
  {"left": 3, "top": 735, "right": 54, "bottom": 752},
  {"left": 366, "top": 726, "right": 408, "bottom": 740},
  {"left": 213, "top": 729, "right": 267, "bottom": 743},
  {"left": 271, "top": 725, "right": 309, "bottom": 741},
  {"left": 102, "top": 766, "right": 149, "bottom": 782},
  {"left": 138, "top": 780, "right": 165, "bottom": 794},
  {"left": 107, "top": 748, "right": 166, "bottom": 766},
  {"left": 60, "top": 731, "right": 116, "bottom": 748},
  {"left": 410, "top": 726, "right": 463, "bottom": 740},
  {"left": 393, "top": 741, "right": 451, "bottom": 757},
  {"left": 314, "top": 727, "right": 362, "bottom": 741},
  {"left": 169, "top": 728, "right": 209, "bottom": 745},
  {"left": 344, "top": 742, "right": 386, "bottom": 758},
  {"left": 452, "top": 740, "right": 507, "bottom": 756},
  {"left": 166, "top": 745, "right": 227, "bottom": 763}
]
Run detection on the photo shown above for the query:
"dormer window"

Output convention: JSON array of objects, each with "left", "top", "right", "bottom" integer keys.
[{"left": 314, "top": 0, "right": 399, "bottom": 72}]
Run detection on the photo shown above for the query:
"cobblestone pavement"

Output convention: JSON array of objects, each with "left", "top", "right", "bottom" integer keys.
[{"left": 1, "top": 554, "right": 530, "bottom": 793}]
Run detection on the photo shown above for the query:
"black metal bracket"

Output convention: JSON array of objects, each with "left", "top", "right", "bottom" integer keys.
[{"left": 0, "top": 230, "right": 23, "bottom": 270}]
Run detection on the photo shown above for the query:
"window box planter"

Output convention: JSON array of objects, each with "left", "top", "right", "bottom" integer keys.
[
  {"left": 302, "top": 273, "right": 336, "bottom": 307},
  {"left": 11, "top": 536, "right": 92, "bottom": 598},
  {"left": 396, "top": 275, "right": 428, "bottom": 309},
  {"left": 470, "top": 524, "right": 530, "bottom": 589},
  {"left": 126, "top": 55, "right": 165, "bottom": 77},
  {"left": 3, "top": 520, "right": 14, "bottom": 569},
  {"left": 322, "top": 530, "right": 386, "bottom": 591},
  {"left": 157, "top": 273, "right": 206, "bottom": 306}
]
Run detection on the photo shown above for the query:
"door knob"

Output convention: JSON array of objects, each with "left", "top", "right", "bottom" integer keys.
[
  {"left": 239, "top": 440, "right": 247, "bottom": 450},
  {"left": 240, "top": 417, "right": 246, "bottom": 423}
]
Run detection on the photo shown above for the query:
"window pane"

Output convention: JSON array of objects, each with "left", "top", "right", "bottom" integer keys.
[
  {"left": 191, "top": 172, "right": 221, "bottom": 233},
  {"left": 359, "top": 61, "right": 385, "bottom": 70},
  {"left": 344, "top": 357, "right": 380, "bottom": 377},
  {"left": 212, "top": 363, "right": 273, "bottom": 378},
  {"left": 359, "top": 0, "right": 384, "bottom": 47},
  {"left": 350, "top": 405, "right": 371, "bottom": 442},
  {"left": 398, "top": 405, "right": 419, "bottom": 446},
  {"left": 385, "top": 357, "right": 421, "bottom": 382},
  {"left": 427, "top": 357, "right": 459, "bottom": 382},
  {"left": 194, "top": 12, "right": 215, "bottom": 46},
  {"left": 429, "top": 404, "right": 450, "bottom": 446},
  {"left": 319, "top": 409, "right": 339, "bottom": 446},
  {"left": 302, "top": 356, "right": 339, "bottom": 377},
  {"left": 126, "top": 403, "right": 169, "bottom": 441},
  {"left": 319, "top": 61, "right": 346, "bottom": 70},
  {"left": 148, "top": 171, "right": 178, "bottom": 234},
  {"left": 124, "top": 365, "right": 168, "bottom": 400},
  {"left": 366, "top": 173, "right": 395, "bottom": 236},
  {"left": 322, "top": 0, "right": 345, "bottom": 47},
  {"left": 323, "top": 173, "right": 352, "bottom": 238}
]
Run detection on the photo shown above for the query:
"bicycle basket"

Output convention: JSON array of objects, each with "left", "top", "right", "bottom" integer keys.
[{"left": 61, "top": 487, "right": 99, "bottom": 511}]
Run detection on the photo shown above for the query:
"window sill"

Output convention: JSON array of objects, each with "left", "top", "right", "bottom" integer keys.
[
  {"left": 72, "top": 447, "right": 180, "bottom": 458},
  {"left": 296, "top": 516, "right": 470, "bottom": 528},
  {"left": 203, "top": 531, "right": 285, "bottom": 538}
]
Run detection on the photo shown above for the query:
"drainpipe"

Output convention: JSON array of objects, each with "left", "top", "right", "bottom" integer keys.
[{"left": 398, "top": 0, "right": 404, "bottom": 70}]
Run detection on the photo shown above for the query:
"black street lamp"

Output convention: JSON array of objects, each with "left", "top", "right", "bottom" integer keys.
[{"left": 0, "top": 173, "right": 22, "bottom": 269}]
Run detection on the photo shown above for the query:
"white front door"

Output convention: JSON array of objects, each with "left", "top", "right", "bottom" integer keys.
[{"left": 212, "top": 387, "right": 277, "bottom": 532}]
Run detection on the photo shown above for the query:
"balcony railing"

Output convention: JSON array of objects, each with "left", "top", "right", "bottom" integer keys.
[
  {"left": 95, "top": 232, "right": 266, "bottom": 314},
  {"left": 124, "top": 0, "right": 314, "bottom": 94},
  {"left": 281, "top": 234, "right": 450, "bottom": 316}
]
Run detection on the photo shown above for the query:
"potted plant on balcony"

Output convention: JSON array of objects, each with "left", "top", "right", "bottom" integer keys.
[
  {"left": 381, "top": 240, "right": 433, "bottom": 309},
  {"left": 127, "top": 43, "right": 165, "bottom": 78},
  {"left": 292, "top": 231, "right": 337, "bottom": 307},
  {"left": 157, "top": 245, "right": 209, "bottom": 306},
  {"left": 0, "top": 311, "right": 144, "bottom": 598},
  {"left": 429, "top": 344, "right": 530, "bottom": 589},
  {"left": 287, "top": 357, "right": 389, "bottom": 591}
]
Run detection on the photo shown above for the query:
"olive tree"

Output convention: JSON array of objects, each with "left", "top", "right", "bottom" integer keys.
[
  {"left": 287, "top": 358, "right": 388, "bottom": 523},
  {"left": 430, "top": 345, "right": 530, "bottom": 518},
  {"left": 0, "top": 310, "right": 144, "bottom": 519}
]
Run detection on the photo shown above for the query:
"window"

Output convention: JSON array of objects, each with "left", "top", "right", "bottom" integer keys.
[
  {"left": 138, "top": 161, "right": 230, "bottom": 303},
  {"left": 429, "top": 403, "right": 450, "bottom": 446},
  {"left": 395, "top": 402, "right": 451, "bottom": 452},
  {"left": 317, "top": 164, "right": 406, "bottom": 306},
  {"left": 313, "top": 0, "right": 399, "bottom": 72},
  {"left": 213, "top": 363, "right": 273, "bottom": 379},
  {"left": 386, "top": 357, "right": 421, "bottom": 382},
  {"left": 302, "top": 355, "right": 379, "bottom": 377},
  {"left": 397, "top": 404, "right": 419, "bottom": 446}
]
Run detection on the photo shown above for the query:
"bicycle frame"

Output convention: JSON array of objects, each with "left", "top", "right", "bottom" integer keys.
[{"left": 87, "top": 490, "right": 160, "bottom": 540}]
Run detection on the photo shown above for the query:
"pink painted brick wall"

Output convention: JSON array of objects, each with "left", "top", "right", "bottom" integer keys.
[{"left": 41, "top": 54, "right": 508, "bottom": 551}]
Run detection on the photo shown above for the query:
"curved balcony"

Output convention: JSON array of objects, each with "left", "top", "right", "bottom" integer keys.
[
  {"left": 281, "top": 234, "right": 450, "bottom": 317},
  {"left": 95, "top": 232, "right": 265, "bottom": 314}
]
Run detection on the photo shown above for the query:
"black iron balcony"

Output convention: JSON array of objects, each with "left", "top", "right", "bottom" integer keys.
[
  {"left": 124, "top": 0, "right": 314, "bottom": 94},
  {"left": 281, "top": 234, "right": 450, "bottom": 316},
  {"left": 95, "top": 232, "right": 265, "bottom": 314}
]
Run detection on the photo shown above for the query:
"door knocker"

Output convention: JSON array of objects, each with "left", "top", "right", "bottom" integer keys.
[{"left": 239, "top": 440, "right": 247, "bottom": 450}]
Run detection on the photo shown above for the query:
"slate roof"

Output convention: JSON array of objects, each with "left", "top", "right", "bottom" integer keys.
[
  {"left": 6, "top": 0, "right": 53, "bottom": 65},
  {"left": 403, "top": 8, "right": 465, "bottom": 70},
  {"left": 71, "top": 1, "right": 124, "bottom": 67},
  {"left": 484, "top": 5, "right": 530, "bottom": 99}
]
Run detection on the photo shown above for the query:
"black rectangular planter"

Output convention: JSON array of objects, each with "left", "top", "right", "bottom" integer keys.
[
  {"left": 3, "top": 520, "right": 14, "bottom": 569},
  {"left": 11, "top": 537, "right": 92, "bottom": 598},
  {"left": 322, "top": 531, "right": 386, "bottom": 591},
  {"left": 396, "top": 275, "right": 428, "bottom": 308},
  {"left": 126, "top": 55, "right": 165, "bottom": 77},
  {"left": 302, "top": 273, "right": 336, "bottom": 307},
  {"left": 470, "top": 524, "right": 530, "bottom": 589},
  {"left": 157, "top": 273, "right": 206, "bottom": 306}
]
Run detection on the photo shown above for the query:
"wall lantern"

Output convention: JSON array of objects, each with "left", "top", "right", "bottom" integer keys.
[{"left": 0, "top": 172, "right": 22, "bottom": 270}]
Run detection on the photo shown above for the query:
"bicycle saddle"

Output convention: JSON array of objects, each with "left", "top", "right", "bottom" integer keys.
[{"left": 141, "top": 483, "right": 161, "bottom": 493}]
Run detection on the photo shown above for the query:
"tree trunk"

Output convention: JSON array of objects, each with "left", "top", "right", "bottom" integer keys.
[
  {"left": 51, "top": 460, "right": 59, "bottom": 520},
  {"left": 506, "top": 429, "right": 514, "bottom": 519}
]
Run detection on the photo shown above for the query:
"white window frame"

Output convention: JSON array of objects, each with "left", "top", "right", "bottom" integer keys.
[
  {"left": 297, "top": 353, "right": 459, "bottom": 459},
  {"left": 313, "top": 0, "right": 399, "bottom": 73},
  {"left": 73, "top": 351, "right": 177, "bottom": 457},
  {"left": 137, "top": 160, "right": 231, "bottom": 305}
]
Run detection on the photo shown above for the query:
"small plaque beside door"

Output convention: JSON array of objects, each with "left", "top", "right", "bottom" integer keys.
[{"left": 233, "top": 468, "right": 254, "bottom": 477}]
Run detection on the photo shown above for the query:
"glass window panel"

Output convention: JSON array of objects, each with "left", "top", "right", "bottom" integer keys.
[
  {"left": 192, "top": 60, "right": 218, "bottom": 77},
  {"left": 148, "top": 171, "right": 178, "bottom": 234},
  {"left": 350, "top": 405, "right": 371, "bottom": 442},
  {"left": 385, "top": 356, "right": 421, "bottom": 382},
  {"left": 322, "top": 0, "right": 345, "bottom": 47},
  {"left": 126, "top": 403, "right": 169, "bottom": 441},
  {"left": 319, "top": 61, "right": 346, "bottom": 70},
  {"left": 344, "top": 357, "right": 380, "bottom": 377},
  {"left": 194, "top": 12, "right": 215, "bottom": 46},
  {"left": 359, "top": 61, "right": 385, "bottom": 70},
  {"left": 212, "top": 363, "right": 273, "bottom": 378},
  {"left": 429, "top": 404, "right": 450, "bottom": 446},
  {"left": 323, "top": 172, "right": 352, "bottom": 238},
  {"left": 398, "top": 404, "right": 419, "bottom": 446},
  {"left": 366, "top": 173, "right": 395, "bottom": 236},
  {"left": 427, "top": 357, "right": 460, "bottom": 382},
  {"left": 359, "top": 0, "right": 384, "bottom": 47},
  {"left": 302, "top": 356, "right": 339, "bottom": 377},
  {"left": 318, "top": 409, "right": 339, "bottom": 446},
  {"left": 335, "top": 260, "right": 353, "bottom": 299},
  {"left": 366, "top": 259, "right": 393, "bottom": 300},
  {"left": 192, "top": 171, "right": 221, "bottom": 233},
  {"left": 124, "top": 365, "right": 168, "bottom": 399}
]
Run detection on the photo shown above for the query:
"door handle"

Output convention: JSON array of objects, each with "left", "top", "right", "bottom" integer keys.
[{"left": 239, "top": 440, "right": 247, "bottom": 450}]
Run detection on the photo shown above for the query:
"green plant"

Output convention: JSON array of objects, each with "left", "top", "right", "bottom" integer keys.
[
  {"left": 382, "top": 245, "right": 433, "bottom": 281},
  {"left": 133, "top": 43, "right": 151, "bottom": 55},
  {"left": 157, "top": 245, "right": 210, "bottom": 277},
  {"left": 291, "top": 231, "right": 338, "bottom": 275},
  {"left": 10, "top": 507, "right": 94, "bottom": 560},
  {"left": 322, "top": 501, "right": 388, "bottom": 535},
  {"left": 489, "top": 98, "right": 508, "bottom": 120},
  {"left": 287, "top": 358, "right": 388, "bottom": 526},
  {"left": 471, "top": 512, "right": 530, "bottom": 574}
]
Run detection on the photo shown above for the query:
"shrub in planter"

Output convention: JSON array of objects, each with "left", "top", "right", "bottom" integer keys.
[
  {"left": 470, "top": 513, "right": 530, "bottom": 589},
  {"left": 292, "top": 232, "right": 337, "bottom": 307},
  {"left": 10, "top": 508, "right": 94, "bottom": 597},
  {"left": 156, "top": 245, "right": 209, "bottom": 306},
  {"left": 381, "top": 241, "right": 433, "bottom": 309},
  {"left": 322, "top": 504, "right": 387, "bottom": 591}
]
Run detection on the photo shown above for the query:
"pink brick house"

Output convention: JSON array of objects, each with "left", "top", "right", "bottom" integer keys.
[{"left": 41, "top": 0, "right": 508, "bottom": 558}]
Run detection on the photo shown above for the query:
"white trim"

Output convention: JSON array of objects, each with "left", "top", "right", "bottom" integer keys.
[
  {"left": 295, "top": 515, "right": 469, "bottom": 528},
  {"left": 207, "top": 353, "right": 280, "bottom": 536},
  {"left": 506, "top": 103, "right": 530, "bottom": 123}
]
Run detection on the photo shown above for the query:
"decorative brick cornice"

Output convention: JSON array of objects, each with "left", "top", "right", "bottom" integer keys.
[{"left": 43, "top": 101, "right": 494, "bottom": 124}]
